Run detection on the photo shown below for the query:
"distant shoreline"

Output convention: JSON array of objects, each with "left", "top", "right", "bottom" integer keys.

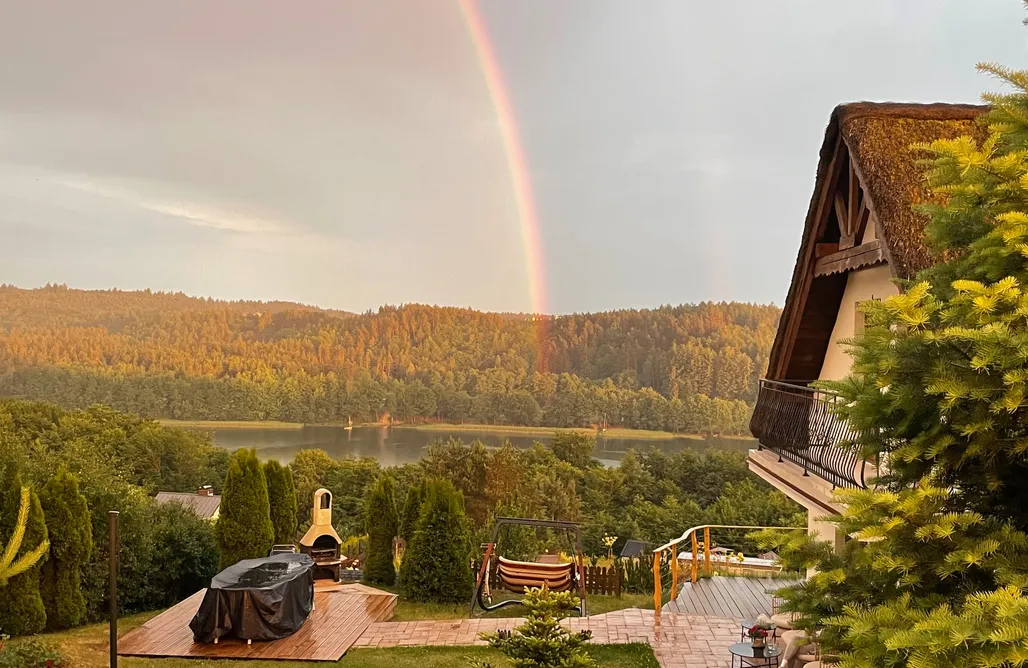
[{"left": 158, "top": 419, "right": 752, "bottom": 442}]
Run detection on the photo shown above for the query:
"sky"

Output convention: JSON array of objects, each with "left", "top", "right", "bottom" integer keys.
[{"left": 1, "top": 0, "right": 1027, "bottom": 314}]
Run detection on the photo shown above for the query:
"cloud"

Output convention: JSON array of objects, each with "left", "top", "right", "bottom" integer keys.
[{"left": 52, "top": 175, "right": 289, "bottom": 234}]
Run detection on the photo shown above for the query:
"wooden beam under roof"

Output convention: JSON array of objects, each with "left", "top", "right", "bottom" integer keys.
[{"left": 813, "top": 240, "right": 885, "bottom": 277}]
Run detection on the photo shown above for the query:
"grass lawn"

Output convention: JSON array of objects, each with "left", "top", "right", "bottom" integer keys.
[
  {"left": 396, "top": 422, "right": 702, "bottom": 441},
  {"left": 36, "top": 614, "right": 657, "bottom": 668},
  {"left": 158, "top": 419, "right": 305, "bottom": 429},
  {"left": 158, "top": 418, "right": 723, "bottom": 442}
]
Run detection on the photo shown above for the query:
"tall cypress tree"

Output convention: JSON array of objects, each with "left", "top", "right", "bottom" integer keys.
[
  {"left": 398, "top": 479, "right": 426, "bottom": 544},
  {"left": 263, "top": 460, "right": 297, "bottom": 545},
  {"left": 38, "top": 469, "right": 92, "bottom": 631},
  {"left": 0, "top": 464, "right": 48, "bottom": 635},
  {"left": 216, "top": 449, "right": 274, "bottom": 569},
  {"left": 363, "top": 476, "right": 398, "bottom": 586},
  {"left": 399, "top": 479, "right": 472, "bottom": 603}
]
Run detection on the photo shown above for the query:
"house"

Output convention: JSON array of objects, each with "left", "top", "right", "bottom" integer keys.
[
  {"left": 747, "top": 102, "right": 986, "bottom": 550},
  {"left": 154, "top": 485, "right": 221, "bottom": 520}
]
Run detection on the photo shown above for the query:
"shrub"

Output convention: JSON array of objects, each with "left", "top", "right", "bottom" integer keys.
[
  {"left": 149, "top": 503, "right": 220, "bottom": 606},
  {"left": 363, "top": 477, "right": 398, "bottom": 586},
  {"left": 216, "top": 449, "right": 274, "bottom": 569},
  {"left": 38, "top": 469, "right": 92, "bottom": 631},
  {"left": 399, "top": 479, "right": 472, "bottom": 603},
  {"left": 264, "top": 460, "right": 297, "bottom": 544},
  {"left": 0, "top": 636, "right": 67, "bottom": 668},
  {"left": 478, "top": 587, "right": 594, "bottom": 668},
  {"left": 0, "top": 465, "right": 48, "bottom": 636}
]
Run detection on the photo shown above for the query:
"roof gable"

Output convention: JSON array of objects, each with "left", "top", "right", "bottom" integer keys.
[{"left": 767, "top": 102, "right": 987, "bottom": 381}]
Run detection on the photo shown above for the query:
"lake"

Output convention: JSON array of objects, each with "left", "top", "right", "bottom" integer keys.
[{"left": 197, "top": 425, "right": 756, "bottom": 466}]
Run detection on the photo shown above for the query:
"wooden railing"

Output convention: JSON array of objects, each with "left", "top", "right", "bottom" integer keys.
[
  {"left": 749, "top": 379, "right": 868, "bottom": 489},
  {"left": 651, "top": 524, "right": 805, "bottom": 612}
]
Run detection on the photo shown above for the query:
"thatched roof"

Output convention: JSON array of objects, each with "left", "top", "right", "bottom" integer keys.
[
  {"left": 766, "top": 102, "right": 987, "bottom": 381},
  {"left": 839, "top": 102, "right": 987, "bottom": 277}
]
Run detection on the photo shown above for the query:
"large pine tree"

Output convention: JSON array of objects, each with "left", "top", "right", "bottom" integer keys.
[
  {"left": 216, "top": 449, "right": 274, "bottom": 569},
  {"left": 768, "top": 62, "right": 1028, "bottom": 667},
  {"left": 263, "top": 460, "right": 297, "bottom": 545},
  {"left": 0, "top": 464, "right": 49, "bottom": 636},
  {"left": 38, "top": 469, "right": 92, "bottom": 631}
]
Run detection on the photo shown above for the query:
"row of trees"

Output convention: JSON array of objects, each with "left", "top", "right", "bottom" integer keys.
[
  {"left": 0, "top": 400, "right": 224, "bottom": 629},
  {"left": 0, "top": 367, "right": 754, "bottom": 435},
  {"left": 0, "top": 291, "right": 777, "bottom": 401},
  {"left": 293, "top": 433, "right": 803, "bottom": 563}
]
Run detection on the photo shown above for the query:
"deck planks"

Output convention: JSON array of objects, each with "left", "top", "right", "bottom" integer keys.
[
  {"left": 118, "top": 581, "right": 397, "bottom": 662},
  {"left": 663, "top": 576, "right": 800, "bottom": 620}
]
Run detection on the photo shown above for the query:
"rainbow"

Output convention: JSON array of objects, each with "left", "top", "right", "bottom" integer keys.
[{"left": 458, "top": 0, "right": 549, "bottom": 321}]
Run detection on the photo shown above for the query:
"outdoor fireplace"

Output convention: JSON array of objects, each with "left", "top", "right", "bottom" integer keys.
[{"left": 299, "top": 488, "right": 342, "bottom": 581}]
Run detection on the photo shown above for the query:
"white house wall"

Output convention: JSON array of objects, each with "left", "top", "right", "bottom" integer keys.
[{"left": 818, "top": 262, "right": 897, "bottom": 382}]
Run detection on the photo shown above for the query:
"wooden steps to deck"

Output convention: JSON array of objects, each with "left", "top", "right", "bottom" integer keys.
[{"left": 117, "top": 581, "right": 397, "bottom": 662}]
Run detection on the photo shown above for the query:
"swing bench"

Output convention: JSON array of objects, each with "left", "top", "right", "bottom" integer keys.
[{"left": 471, "top": 517, "right": 587, "bottom": 616}]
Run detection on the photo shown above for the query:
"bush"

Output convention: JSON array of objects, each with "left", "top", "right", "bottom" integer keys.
[
  {"left": 399, "top": 479, "right": 473, "bottom": 603},
  {"left": 264, "top": 460, "right": 297, "bottom": 544},
  {"left": 363, "top": 477, "right": 398, "bottom": 586},
  {"left": 216, "top": 449, "right": 274, "bottom": 569},
  {"left": 479, "top": 587, "right": 594, "bottom": 668},
  {"left": 149, "top": 503, "right": 220, "bottom": 606},
  {"left": 38, "top": 469, "right": 92, "bottom": 631},
  {"left": 0, "top": 465, "right": 48, "bottom": 636},
  {"left": 0, "top": 636, "right": 67, "bottom": 668}
]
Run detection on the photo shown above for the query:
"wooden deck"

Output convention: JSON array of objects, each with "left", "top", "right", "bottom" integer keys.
[
  {"left": 118, "top": 581, "right": 397, "bottom": 662},
  {"left": 661, "top": 576, "right": 800, "bottom": 619}
]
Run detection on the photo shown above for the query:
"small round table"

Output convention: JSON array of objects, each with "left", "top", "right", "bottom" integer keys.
[
  {"left": 728, "top": 641, "right": 781, "bottom": 667},
  {"left": 740, "top": 620, "right": 777, "bottom": 641}
]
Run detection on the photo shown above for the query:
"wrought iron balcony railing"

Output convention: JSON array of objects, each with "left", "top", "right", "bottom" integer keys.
[{"left": 749, "top": 379, "right": 867, "bottom": 489}]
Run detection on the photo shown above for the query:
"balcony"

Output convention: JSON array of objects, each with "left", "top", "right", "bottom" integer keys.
[{"left": 749, "top": 379, "right": 867, "bottom": 489}]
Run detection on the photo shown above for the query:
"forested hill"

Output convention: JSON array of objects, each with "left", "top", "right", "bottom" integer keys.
[{"left": 0, "top": 285, "right": 780, "bottom": 434}]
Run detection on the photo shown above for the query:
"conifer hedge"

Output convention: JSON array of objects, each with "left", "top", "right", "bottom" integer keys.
[
  {"left": 0, "top": 465, "right": 49, "bottom": 636},
  {"left": 38, "top": 469, "right": 92, "bottom": 631},
  {"left": 216, "top": 449, "right": 274, "bottom": 569},
  {"left": 263, "top": 460, "right": 297, "bottom": 545},
  {"left": 363, "top": 476, "right": 398, "bottom": 585},
  {"left": 399, "top": 479, "right": 472, "bottom": 602}
]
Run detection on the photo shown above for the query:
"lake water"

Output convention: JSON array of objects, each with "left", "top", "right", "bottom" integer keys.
[{"left": 198, "top": 425, "right": 755, "bottom": 467}]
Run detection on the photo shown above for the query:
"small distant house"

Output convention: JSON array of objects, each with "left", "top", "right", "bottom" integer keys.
[{"left": 154, "top": 485, "right": 221, "bottom": 521}]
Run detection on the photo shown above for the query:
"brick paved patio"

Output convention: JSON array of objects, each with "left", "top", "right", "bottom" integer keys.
[{"left": 353, "top": 608, "right": 740, "bottom": 668}]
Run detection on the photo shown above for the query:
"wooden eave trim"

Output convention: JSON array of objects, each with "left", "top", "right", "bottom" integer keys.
[
  {"left": 772, "top": 133, "right": 845, "bottom": 379},
  {"left": 840, "top": 134, "right": 897, "bottom": 277},
  {"left": 813, "top": 240, "right": 885, "bottom": 276}
]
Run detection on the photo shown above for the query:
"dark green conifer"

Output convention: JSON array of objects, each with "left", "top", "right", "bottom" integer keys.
[
  {"left": 0, "top": 465, "right": 48, "bottom": 635},
  {"left": 263, "top": 460, "right": 298, "bottom": 545},
  {"left": 216, "top": 449, "right": 274, "bottom": 569},
  {"left": 398, "top": 479, "right": 426, "bottom": 544},
  {"left": 363, "top": 476, "right": 398, "bottom": 586},
  {"left": 399, "top": 479, "right": 472, "bottom": 602},
  {"left": 38, "top": 469, "right": 92, "bottom": 631}
]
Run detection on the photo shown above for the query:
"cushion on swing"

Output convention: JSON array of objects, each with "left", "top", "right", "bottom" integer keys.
[{"left": 497, "top": 557, "right": 575, "bottom": 593}]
